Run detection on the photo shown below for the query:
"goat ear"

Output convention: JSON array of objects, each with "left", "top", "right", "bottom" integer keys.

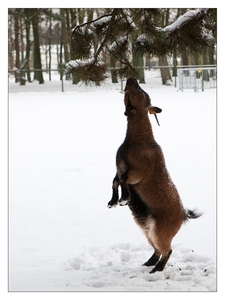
[
  {"left": 149, "top": 106, "right": 162, "bottom": 114},
  {"left": 149, "top": 106, "right": 162, "bottom": 126}
]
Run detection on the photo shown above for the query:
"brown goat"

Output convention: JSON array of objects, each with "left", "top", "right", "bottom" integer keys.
[{"left": 108, "top": 77, "right": 202, "bottom": 273}]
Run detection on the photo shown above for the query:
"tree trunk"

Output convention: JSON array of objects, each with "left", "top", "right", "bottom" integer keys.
[
  {"left": 208, "top": 45, "right": 215, "bottom": 77},
  {"left": 71, "top": 8, "right": 86, "bottom": 84},
  {"left": 194, "top": 53, "right": 200, "bottom": 65},
  {"left": 181, "top": 51, "right": 189, "bottom": 66},
  {"left": 8, "top": 14, "right": 14, "bottom": 70},
  {"left": 202, "top": 50, "right": 209, "bottom": 81},
  {"left": 31, "top": 9, "right": 44, "bottom": 84},
  {"left": 14, "top": 14, "right": 20, "bottom": 83},
  {"left": 60, "top": 9, "right": 69, "bottom": 63},
  {"left": 159, "top": 9, "right": 172, "bottom": 85},
  {"left": 48, "top": 11, "right": 52, "bottom": 81},
  {"left": 24, "top": 9, "right": 32, "bottom": 82},
  {"left": 70, "top": 8, "right": 77, "bottom": 28},
  {"left": 159, "top": 55, "right": 172, "bottom": 85},
  {"left": 110, "top": 55, "right": 118, "bottom": 83},
  {"left": 19, "top": 17, "right": 24, "bottom": 62},
  {"left": 132, "top": 48, "right": 145, "bottom": 83}
]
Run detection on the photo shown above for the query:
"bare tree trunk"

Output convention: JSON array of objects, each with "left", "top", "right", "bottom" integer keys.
[
  {"left": 14, "top": 14, "right": 20, "bottom": 82},
  {"left": 159, "top": 55, "right": 172, "bottom": 85},
  {"left": 208, "top": 45, "right": 215, "bottom": 77},
  {"left": 159, "top": 9, "right": 172, "bottom": 85},
  {"left": 24, "top": 9, "right": 32, "bottom": 82},
  {"left": 110, "top": 55, "right": 118, "bottom": 83},
  {"left": 202, "top": 51, "right": 209, "bottom": 81},
  {"left": 60, "top": 8, "right": 69, "bottom": 63},
  {"left": 48, "top": 11, "right": 52, "bottom": 81},
  {"left": 8, "top": 14, "right": 14, "bottom": 70},
  {"left": 31, "top": 9, "right": 44, "bottom": 84},
  {"left": 132, "top": 33, "right": 145, "bottom": 83},
  {"left": 70, "top": 8, "right": 86, "bottom": 84}
]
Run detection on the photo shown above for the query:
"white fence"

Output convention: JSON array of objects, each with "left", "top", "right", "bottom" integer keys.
[
  {"left": 8, "top": 66, "right": 217, "bottom": 92},
  {"left": 177, "top": 67, "right": 217, "bottom": 92}
]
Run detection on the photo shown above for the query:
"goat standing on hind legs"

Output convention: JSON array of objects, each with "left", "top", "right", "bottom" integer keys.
[{"left": 107, "top": 77, "right": 202, "bottom": 273}]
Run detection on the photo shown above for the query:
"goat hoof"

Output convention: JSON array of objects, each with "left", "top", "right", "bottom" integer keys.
[
  {"left": 149, "top": 264, "right": 165, "bottom": 274},
  {"left": 149, "top": 268, "right": 157, "bottom": 274},
  {"left": 118, "top": 198, "right": 129, "bottom": 206},
  {"left": 107, "top": 200, "right": 118, "bottom": 208},
  {"left": 107, "top": 204, "right": 116, "bottom": 208},
  {"left": 143, "top": 261, "right": 155, "bottom": 267}
]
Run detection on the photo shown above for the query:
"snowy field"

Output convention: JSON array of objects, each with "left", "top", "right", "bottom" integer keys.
[{"left": 8, "top": 71, "right": 217, "bottom": 293}]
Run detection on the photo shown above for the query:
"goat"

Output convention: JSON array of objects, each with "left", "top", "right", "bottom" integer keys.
[{"left": 107, "top": 77, "right": 202, "bottom": 273}]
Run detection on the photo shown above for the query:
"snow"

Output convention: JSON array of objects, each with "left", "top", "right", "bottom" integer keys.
[
  {"left": 136, "top": 34, "right": 148, "bottom": 45},
  {"left": 65, "top": 59, "right": 105, "bottom": 76},
  {"left": 161, "top": 8, "right": 213, "bottom": 43},
  {"left": 65, "top": 59, "right": 95, "bottom": 73},
  {"left": 162, "top": 9, "right": 209, "bottom": 33},
  {"left": 109, "top": 36, "right": 131, "bottom": 53},
  {"left": 9, "top": 71, "right": 216, "bottom": 292},
  {"left": 93, "top": 15, "right": 112, "bottom": 27}
]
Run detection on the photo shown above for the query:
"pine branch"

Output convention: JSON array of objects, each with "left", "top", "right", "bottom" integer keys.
[
  {"left": 105, "top": 45, "right": 129, "bottom": 66},
  {"left": 65, "top": 59, "right": 108, "bottom": 86},
  {"left": 93, "top": 9, "right": 119, "bottom": 62},
  {"left": 71, "top": 12, "right": 113, "bottom": 35},
  {"left": 69, "top": 8, "right": 216, "bottom": 85},
  {"left": 128, "top": 8, "right": 143, "bottom": 26},
  {"left": 161, "top": 8, "right": 210, "bottom": 33}
]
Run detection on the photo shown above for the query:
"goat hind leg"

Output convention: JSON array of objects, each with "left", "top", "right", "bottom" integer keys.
[
  {"left": 143, "top": 249, "right": 161, "bottom": 267},
  {"left": 149, "top": 250, "right": 172, "bottom": 273}
]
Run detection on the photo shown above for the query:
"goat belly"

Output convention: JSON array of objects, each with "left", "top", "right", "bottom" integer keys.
[
  {"left": 131, "top": 179, "right": 185, "bottom": 225},
  {"left": 127, "top": 185, "right": 153, "bottom": 227}
]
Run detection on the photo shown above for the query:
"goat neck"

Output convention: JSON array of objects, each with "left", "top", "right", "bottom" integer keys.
[{"left": 126, "top": 108, "right": 155, "bottom": 142}]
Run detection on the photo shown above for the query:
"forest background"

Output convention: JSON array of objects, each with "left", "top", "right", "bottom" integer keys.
[
  {"left": 4, "top": 2, "right": 225, "bottom": 297},
  {"left": 8, "top": 7, "right": 217, "bottom": 86}
]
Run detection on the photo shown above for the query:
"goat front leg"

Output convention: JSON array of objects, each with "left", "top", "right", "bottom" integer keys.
[
  {"left": 108, "top": 174, "right": 120, "bottom": 208},
  {"left": 118, "top": 166, "right": 142, "bottom": 205},
  {"left": 107, "top": 174, "right": 131, "bottom": 208},
  {"left": 118, "top": 174, "right": 130, "bottom": 206}
]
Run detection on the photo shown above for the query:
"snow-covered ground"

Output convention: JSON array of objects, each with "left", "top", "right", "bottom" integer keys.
[{"left": 8, "top": 71, "right": 217, "bottom": 292}]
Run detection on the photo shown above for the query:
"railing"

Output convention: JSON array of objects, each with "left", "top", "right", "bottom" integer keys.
[
  {"left": 177, "top": 67, "right": 217, "bottom": 92},
  {"left": 8, "top": 68, "right": 65, "bottom": 91},
  {"left": 8, "top": 65, "right": 217, "bottom": 92}
]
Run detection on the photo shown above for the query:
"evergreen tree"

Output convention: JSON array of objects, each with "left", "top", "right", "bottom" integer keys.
[{"left": 66, "top": 8, "right": 216, "bottom": 86}]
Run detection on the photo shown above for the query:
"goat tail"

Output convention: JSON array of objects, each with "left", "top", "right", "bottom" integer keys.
[{"left": 184, "top": 208, "right": 203, "bottom": 222}]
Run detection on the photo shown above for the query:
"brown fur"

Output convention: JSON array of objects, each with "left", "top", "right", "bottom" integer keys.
[{"left": 108, "top": 77, "right": 202, "bottom": 273}]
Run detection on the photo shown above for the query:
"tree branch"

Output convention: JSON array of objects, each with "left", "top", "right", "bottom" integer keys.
[
  {"left": 105, "top": 45, "right": 129, "bottom": 66},
  {"left": 93, "top": 9, "right": 120, "bottom": 62},
  {"left": 71, "top": 12, "right": 113, "bottom": 34},
  {"left": 161, "top": 8, "right": 210, "bottom": 33}
]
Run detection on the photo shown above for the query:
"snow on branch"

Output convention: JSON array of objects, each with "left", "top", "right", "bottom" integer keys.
[
  {"left": 93, "top": 15, "right": 112, "bottom": 27},
  {"left": 71, "top": 13, "right": 112, "bottom": 33},
  {"left": 161, "top": 8, "right": 209, "bottom": 32},
  {"left": 109, "top": 36, "right": 131, "bottom": 56},
  {"left": 65, "top": 59, "right": 108, "bottom": 86},
  {"left": 68, "top": 8, "right": 215, "bottom": 85}
]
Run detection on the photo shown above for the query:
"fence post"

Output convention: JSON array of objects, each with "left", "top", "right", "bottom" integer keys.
[
  {"left": 202, "top": 70, "right": 204, "bottom": 92},
  {"left": 61, "top": 76, "right": 64, "bottom": 92},
  {"left": 177, "top": 69, "right": 183, "bottom": 92},
  {"left": 121, "top": 78, "right": 123, "bottom": 90}
]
